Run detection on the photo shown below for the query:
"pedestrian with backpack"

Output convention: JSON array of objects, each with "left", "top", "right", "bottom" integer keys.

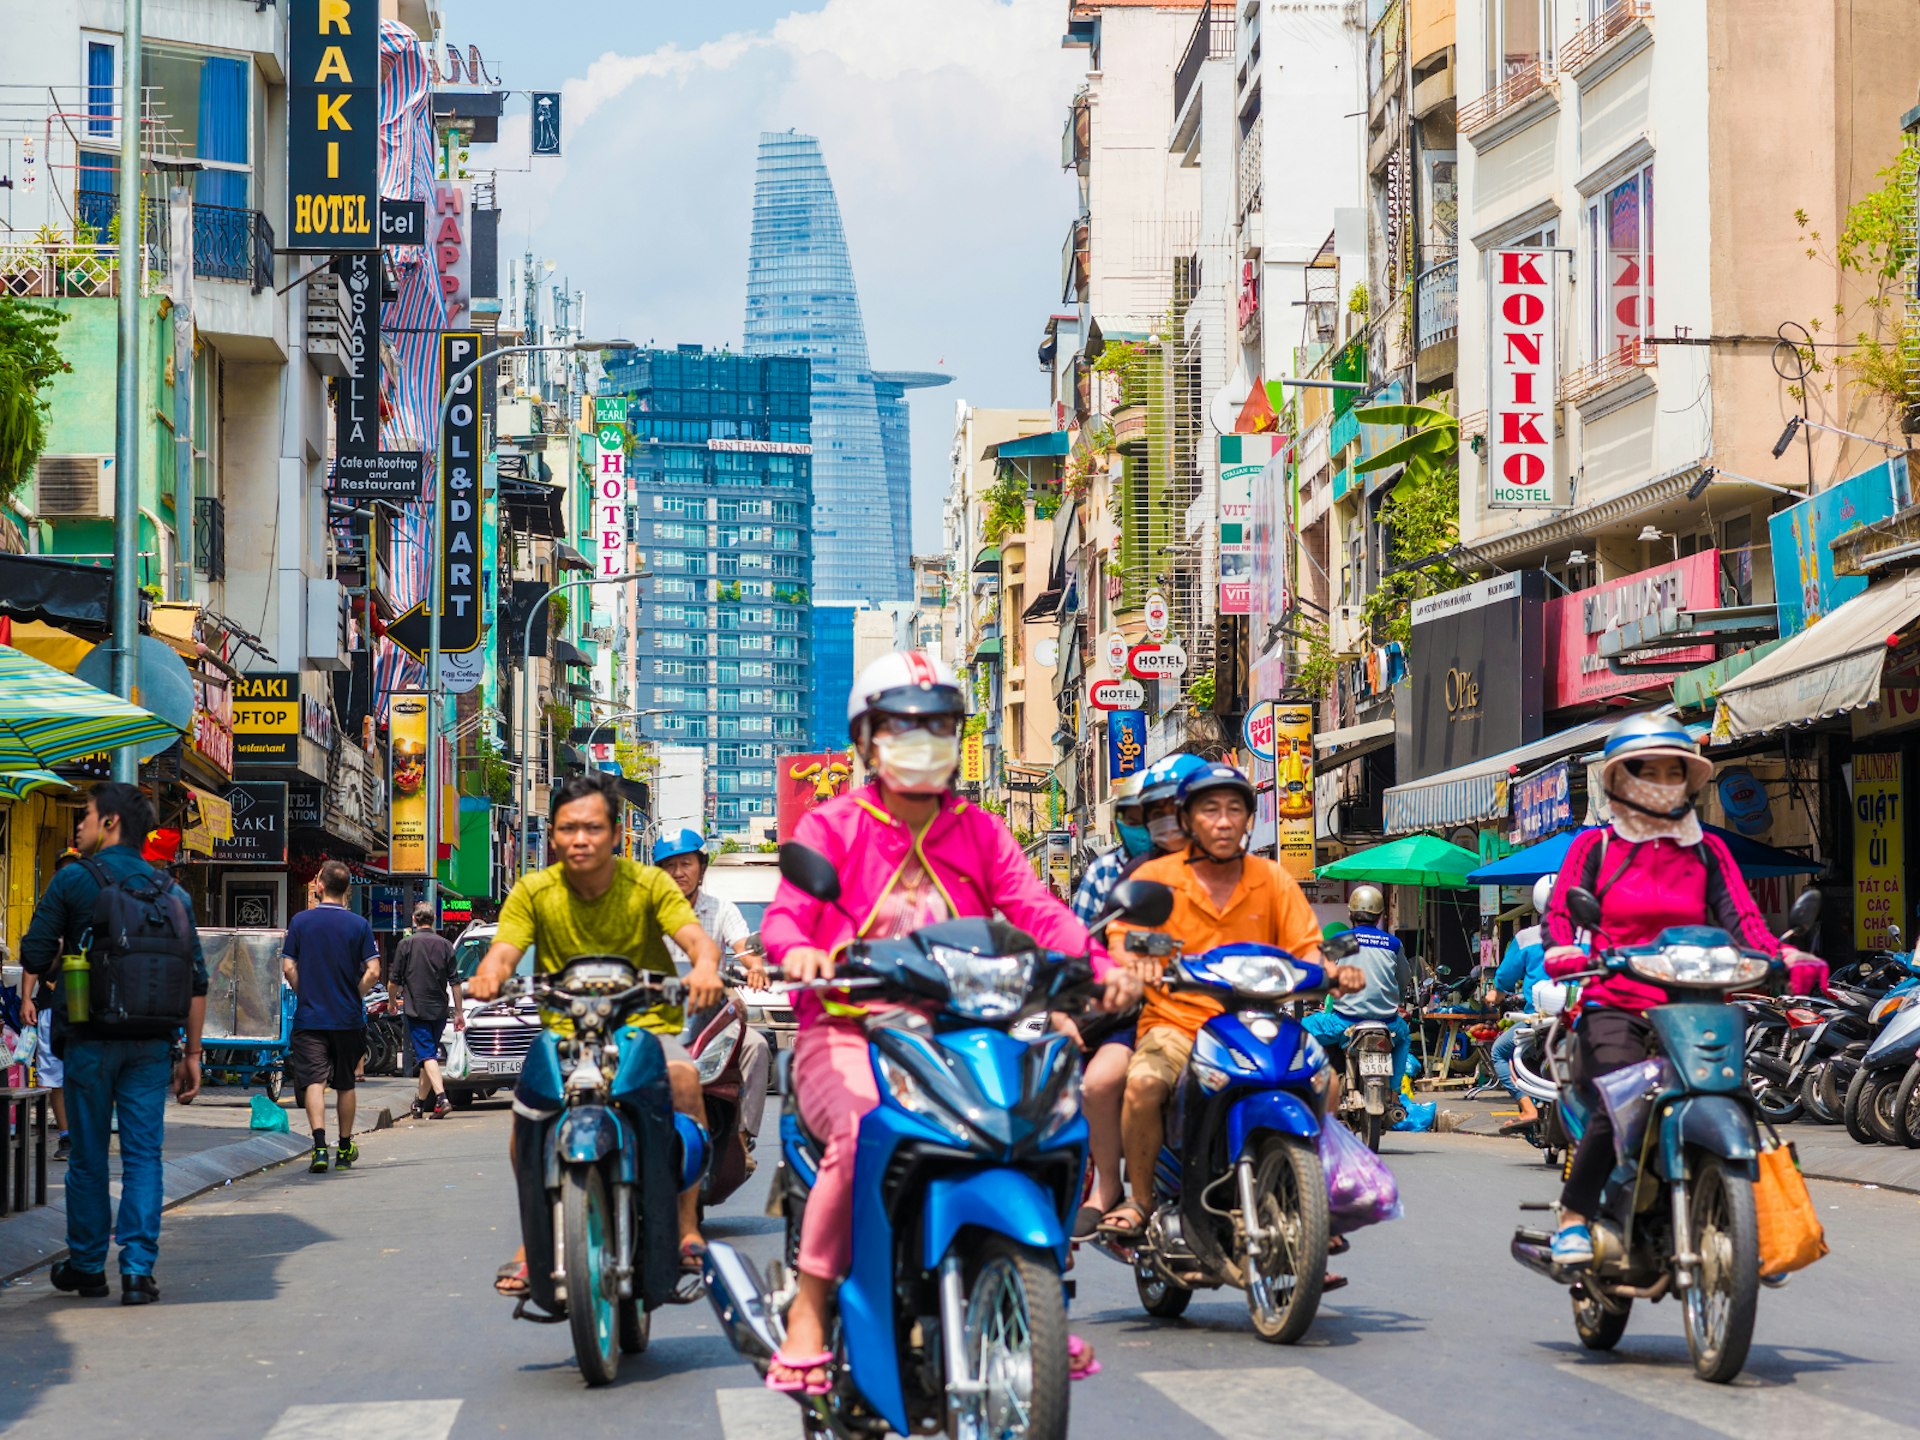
[{"left": 19, "top": 783, "right": 208, "bottom": 1306}]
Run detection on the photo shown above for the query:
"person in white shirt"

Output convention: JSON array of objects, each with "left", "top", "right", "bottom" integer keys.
[{"left": 654, "top": 828, "right": 773, "bottom": 1152}]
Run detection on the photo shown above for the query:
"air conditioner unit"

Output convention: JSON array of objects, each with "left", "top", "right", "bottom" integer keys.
[{"left": 31, "top": 455, "right": 114, "bottom": 517}]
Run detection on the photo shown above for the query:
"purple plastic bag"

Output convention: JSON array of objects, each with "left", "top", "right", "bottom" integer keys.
[{"left": 1317, "top": 1115, "right": 1404, "bottom": 1234}]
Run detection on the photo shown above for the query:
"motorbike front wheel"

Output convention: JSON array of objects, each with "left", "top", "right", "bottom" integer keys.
[
  {"left": 1681, "top": 1155, "right": 1760, "bottom": 1383},
  {"left": 953, "top": 1236, "right": 1068, "bottom": 1440},
  {"left": 562, "top": 1167, "right": 622, "bottom": 1386},
  {"left": 1800, "top": 1063, "right": 1843, "bottom": 1125},
  {"left": 1243, "top": 1135, "right": 1328, "bottom": 1344}
]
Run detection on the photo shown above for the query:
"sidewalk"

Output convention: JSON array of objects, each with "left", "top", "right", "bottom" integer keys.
[
  {"left": 0, "top": 1075, "right": 423, "bottom": 1283},
  {"left": 1431, "top": 1090, "right": 1920, "bottom": 1194}
]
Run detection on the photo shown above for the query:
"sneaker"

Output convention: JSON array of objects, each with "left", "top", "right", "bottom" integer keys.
[
  {"left": 408, "top": 1099, "right": 428, "bottom": 1121},
  {"left": 432, "top": 1094, "right": 453, "bottom": 1119},
  {"left": 336, "top": 1137, "right": 359, "bottom": 1169},
  {"left": 308, "top": 1144, "right": 331, "bottom": 1174},
  {"left": 54, "top": 1133, "right": 70, "bottom": 1162},
  {"left": 49, "top": 1260, "right": 109, "bottom": 1298},
  {"left": 1551, "top": 1223, "right": 1594, "bottom": 1266}
]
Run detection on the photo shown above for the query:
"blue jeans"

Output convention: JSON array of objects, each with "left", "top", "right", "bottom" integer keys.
[
  {"left": 1490, "top": 1025, "right": 1523, "bottom": 1102},
  {"left": 1302, "top": 1011, "right": 1412, "bottom": 1093},
  {"left": 63, "top": 1037, "right": 173, "bottom": 1276}
]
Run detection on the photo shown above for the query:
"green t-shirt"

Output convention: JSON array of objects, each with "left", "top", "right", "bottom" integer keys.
[{"left": 495, "top": 859, "right": 700, "bottom": 1033}]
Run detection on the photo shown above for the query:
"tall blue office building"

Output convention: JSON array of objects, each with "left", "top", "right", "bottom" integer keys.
[
  {"left": 601, "top": 345, "right": 813, "bottom": 838},
  {"left": 743, "top": 131, "right": 947, "bottom": 607}
]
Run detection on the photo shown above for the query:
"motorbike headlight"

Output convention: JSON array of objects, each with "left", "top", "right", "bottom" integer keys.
[
  {"left": 927, "top": 945, "right": 1035, "bottom": 1021},
  {"left": 1628, "top": 946, "right": 1771, "bottom": 989},
  {"left": 875, "top": 1051, "right": 971, "bottom": 1144},
  {"left": 694, "top": 1022, "right": 741, "bottom": 1085},
  {"left": 1204, "top": 951, "right": 1305, "bottom": 997},
  {"left": 1191, "top": 1052, "right": 1232, "bottom": 1093}
]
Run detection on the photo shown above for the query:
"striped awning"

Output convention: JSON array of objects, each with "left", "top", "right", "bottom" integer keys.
[{"left": 0, "top": 644, "right": 184, "bottom": 771}]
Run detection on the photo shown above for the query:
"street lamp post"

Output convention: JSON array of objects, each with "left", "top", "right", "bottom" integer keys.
[
  {"left": 516, "top": 573, "right": 645, "bottom": 878},
  {"left": 108, "top": 0, "right": 144, "bottom": 781},
  {"left": 423, "top": 338, "right": 630, "bottom": 918}
]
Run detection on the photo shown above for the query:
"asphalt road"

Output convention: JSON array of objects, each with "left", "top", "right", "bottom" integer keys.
[{"left": 1, "top": 1109, "right": 1916, "bottom": 1440}]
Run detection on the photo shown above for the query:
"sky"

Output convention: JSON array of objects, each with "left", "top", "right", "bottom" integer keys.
[{"left": 444, "top": 0, "right": 1084, "bottom": 553}]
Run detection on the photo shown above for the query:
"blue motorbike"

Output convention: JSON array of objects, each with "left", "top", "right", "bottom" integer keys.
[
  {"left": 1117, "top": 934, "right": 1338, "bottom": 1344},
  {"left": 1511, "top": 887, "right": 1821, "bottom": 1384},
  {"left": 704, "top": 844, "right": 1170, "bottom": 1440},
  {"left": 505, "top": 956, "right": 708, "bottom": 1386}
]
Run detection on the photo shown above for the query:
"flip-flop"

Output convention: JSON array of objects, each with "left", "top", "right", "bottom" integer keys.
[
  {"left": 1323, "top": 1272, "right": 1349, "bottom": 1292},
  {"left": 1498, "top": 1116, "right": 1539, "bottom": 1135},
  {"left": 494, "top": 1259, "right": 529, "bottom": 1297},
  {"left": 1072, "top": 1204, "right": 1106, "bottom": 1242},
  {"left": 1068, "top": 1334, "right": 1101, "bottom": 1380},
  {"left": 1328, "top": 1234, "right": 1350, "bottom": 1256},
  {"left": 1095, "top": 1202, "right": 1148, "bottom": 1242},
  {"left": 765, "top": 1350, "right": 834, "bottom": 1396}
]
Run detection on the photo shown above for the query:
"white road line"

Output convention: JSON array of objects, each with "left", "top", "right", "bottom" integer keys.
[
  {"left": 263, "top": 1400, "right": 463, "bottom": 1440},
  {"left": 1557, "top": 1362, "right": 1920, "bottom": 1438},
  {"left": 1141, "top": 1367, "right": 1436, "bottom": 1440},
  {"left": 717, "top": 1386, "right": 805, "bottom": 1440}
]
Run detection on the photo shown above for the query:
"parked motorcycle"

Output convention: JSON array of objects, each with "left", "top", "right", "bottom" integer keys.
[
  {"left": 503, "top": 957, "right": 706, "bottom": 1386},
  {"left": 703, "top": 844, "right": 1172, "bottom": 1440},
  {"left": 1843, "top": 985, "right": 1920, "bottom": 1146},
  {"left": 1510, "top": 886, "right": 1821, "bottom": 1384},
  {"left": 1504, "top": 1013, "right": 1574, "bottom": 1169},
  {"left": 1116, "top": 930, "right": 1341, "bottom": 1344}
]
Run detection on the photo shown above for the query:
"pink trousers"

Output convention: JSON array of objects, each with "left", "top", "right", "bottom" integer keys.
[{"left": 791, "top": 1017, "right": 881, "bottom": 1280}]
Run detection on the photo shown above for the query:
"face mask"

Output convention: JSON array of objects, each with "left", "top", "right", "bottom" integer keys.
[
  {"left": 1148, "top": 814, "right": 1186, "bottom": 851},
  {"left": 1614, "top": 773, "right": 1692, "bottom": 820},
  {"left": 1117, "top": 821, "right": 1153, "bottom": 858},
  {"left": 872, "top": 729, "right": 959, "bottom": 794}
]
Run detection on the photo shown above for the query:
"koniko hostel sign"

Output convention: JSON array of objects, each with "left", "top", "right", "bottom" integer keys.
[
  {"left": 1401, "top": 572, "right": 1547, "bottom": 782},
  {"left": 1219, "top": 434, "right": 1276, "bottom": 616},
  {"left": 1853, "top": 751, "right": 1904, "bottom": 950},
  {"left": 287, "top": 0, "right": 378, "bottom": 252},
  {"left": 1545, "top": 552, "right": 1720, "bottom": 708},
  {"left": 1486, "top": 249, "right": 1558, "bottom": 508}
]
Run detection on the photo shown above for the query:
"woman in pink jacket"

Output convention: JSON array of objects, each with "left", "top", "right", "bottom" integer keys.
[
  {"left": 1539, "top": 715, "right": 1823, "bottom": 1266},
  {"left": 760, "top": 650, "right": 1138, "bottom": 1393}
]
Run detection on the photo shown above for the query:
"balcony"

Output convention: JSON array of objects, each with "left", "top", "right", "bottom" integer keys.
[
  {"left": 1415, "top": 255, "right": 1458, "bottom": 350},
  {"left": 0, "top": 198, "right": 168, "bottom": 298},
  {"left": 1110, "top": 402, "right": 1148, "bottom": 453},
  {"left": 193, "top": 497, "right": 226, "bottom": 583},
  {"left": 72, "top": 191, "right": 274, "bottom": 292},
  {"left": 1173, "top": 6, "right": 1235, "bottom": 130},
  {"left": 1562, "top": 337, "right": 1657, "bottom": 408},
  {"left": 1236, "top": 113, "right": 1263, "bottom": 223},
  {"left": 1060, "top": 214, "right": 1089, "bottom": 304},
  {"left": 1061, "top": 93, "right": 1090, "bottom": 176},
  {"left": 1367, "top": 0, "right": 1405, "bottom": 104},
  {"left": 1459, "top": 61, "right": 1555, "bottom": 148},
  {"left": 1560, "top": 0, "right": 1653, "bottom": 78}
]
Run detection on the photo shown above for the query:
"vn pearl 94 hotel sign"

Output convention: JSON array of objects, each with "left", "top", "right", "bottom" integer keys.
[
  {"left": 288, "top": 0, "right": 379, "bottom": 252},
  {"left": 1487, "top": 249, "right": 1558, "bottom": 509}
]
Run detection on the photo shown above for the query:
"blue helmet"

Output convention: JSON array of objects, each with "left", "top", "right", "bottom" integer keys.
[
  {"left": 1176, "top": 760, "right": 1257, "bottom": 813},
  {"left": 1138, "top": 753, "right": 1207, "bottom": 806},
  {"left": 652, "top": 827, "right": 708, "bottom": 866}
]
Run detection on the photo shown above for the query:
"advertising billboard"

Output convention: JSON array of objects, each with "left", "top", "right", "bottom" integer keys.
[
  {"left": 1399, "top": 572, "right": 1548, "bottom": 781},
  {"left": 776, "top": 752, "right": 854, "bottom": 840},
  {"left": 1770, "top": 456, "right": 1911, "bottom": 637},
  {"left": 390, "top": 690, "right": 429, "bottom": 874},
  {"left": 1545, "top": 551, "right": 1719, "bottom": 709}
]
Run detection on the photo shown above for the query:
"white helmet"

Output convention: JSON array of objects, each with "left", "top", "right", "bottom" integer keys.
[
  {"left": 1532, "top": 874, "right": 1555, "bottom": 915},
  {"left": 846, "top": 649, "right": 966, "bottom": 742}
]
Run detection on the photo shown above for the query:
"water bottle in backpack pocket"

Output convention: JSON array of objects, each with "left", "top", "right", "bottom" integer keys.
[{"left": 79, "top": 859, "right": 196, "bottom": 1032}]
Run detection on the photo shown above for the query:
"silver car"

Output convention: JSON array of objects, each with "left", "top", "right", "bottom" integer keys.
[{"left": 441, "top": 922, "right": 539, "bottom": 1107}]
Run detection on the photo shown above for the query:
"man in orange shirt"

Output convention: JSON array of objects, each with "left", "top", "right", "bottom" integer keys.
[{"left": 1099, "top": 761, "right": 1359, "bottom": 1239}]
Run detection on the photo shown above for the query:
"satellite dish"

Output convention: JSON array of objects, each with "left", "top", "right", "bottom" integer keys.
[
  {"left": 1034, "top": 637, "right": 1060, "bottom": 670},
  {"left": 74, "top": 635, "right": 196, "bottom": 761},
  {"left": 1210, "top": 356, "right": 1253, "bottom": 436}
]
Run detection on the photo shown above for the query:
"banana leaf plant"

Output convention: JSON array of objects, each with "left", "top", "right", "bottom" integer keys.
[{"left": 1352, "top": 403, "right": 1459, "bottom": 490}]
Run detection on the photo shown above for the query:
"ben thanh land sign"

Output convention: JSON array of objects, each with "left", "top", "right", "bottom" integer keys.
[{"left": 287, "top": 0, "right": 379, "bottom": 253}]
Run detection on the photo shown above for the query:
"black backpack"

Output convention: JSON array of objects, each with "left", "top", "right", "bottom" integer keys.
[{"left": 79, "top": 858, "right": 197, "bottom": 1032}]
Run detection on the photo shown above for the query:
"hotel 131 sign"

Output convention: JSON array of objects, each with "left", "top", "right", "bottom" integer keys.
[
  {"left": 1487, "top": 249, "right": 1557, "bottom": 509},
  {"left": 288, "top": 0, "right": 378, "bottom": 252}
]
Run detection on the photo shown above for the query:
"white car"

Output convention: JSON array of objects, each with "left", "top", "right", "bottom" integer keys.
[
  {"left": 441, "top": 921, "right": 540, "bottom": 1107},
  {"left": 704, "top": 852, "right": 796, "bottom": 1071}
]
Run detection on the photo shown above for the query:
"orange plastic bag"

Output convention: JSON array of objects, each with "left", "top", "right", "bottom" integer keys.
[{"left": 1755, "top": 1140, "right": 1828, "bottom": 1276}]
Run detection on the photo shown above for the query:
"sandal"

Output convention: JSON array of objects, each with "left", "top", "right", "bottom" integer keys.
[
  {"left": 766, "top": 1349, "right": 834, "bottom": 1396},
  {"left": 494, "top": 1258, "right": 529, "bottom": 1297},
  {"left": 1071, "top": 1204, "right": 1106, "bottom": 1242},
  {"left": 670, "top": 1241, "right": 708, "bottom": 1304},
  {"left": 1068, "top": 1334, "right": 1101, "bottom": 1380},
  {"left": 1095, "top": 1201, "right": 1148, "bottom": 1242}
]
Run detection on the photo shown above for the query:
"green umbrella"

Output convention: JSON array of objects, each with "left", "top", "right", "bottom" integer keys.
[
  {"left": 0, "top": 644, "right": 183, "bottom": 771},
  {"left": 0, "top": 769, "right": 73, "bottom": 803},
  {"left": 1317, "top": 834, "right": 1483, "bottom": 888}
]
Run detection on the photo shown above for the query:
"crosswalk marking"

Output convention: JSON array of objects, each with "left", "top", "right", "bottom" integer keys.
[
  {"left": 264, "top": 1401, "right": 463, "bottom": 1440},
  {"left": 1558, "top": 1362, "right": 1919, "bottom": 1438},
  {"left": 717, "top": 1385, "right": 803, "bottom": 1440},
  {"left": 1141, "top": 1367, "right": 1435, "bottom": 1440}
]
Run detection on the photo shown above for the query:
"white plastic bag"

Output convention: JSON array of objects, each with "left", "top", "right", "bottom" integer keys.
[
  {"left": 9, "top": 1023, "right": 37, "bottom": 1067},
  {"left": 445, "top": 1030, "right": 472, "bottom": 1081}
]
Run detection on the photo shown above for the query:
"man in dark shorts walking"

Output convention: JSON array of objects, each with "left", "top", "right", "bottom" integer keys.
[
  {"left": 391, "top": 904, "right": 462, "bottom": 1119},
  {"left": 281, "top": 861, "right": 381, "bottom": 1173}
]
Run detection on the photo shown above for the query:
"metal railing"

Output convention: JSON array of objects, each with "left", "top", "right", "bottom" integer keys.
[
  {"left": 1237, "top": 112, "right": 1264, "bottom": 219},
  {"left": 1561, "top": 337, "right": 1656, "bottom": 404},
  {"left": 70, "top": 191, "right": 274, "bottom": 291},
  {"left": 1415, "top": 256, "right": 1458, "bottom": 350},
  {"left": 1173, "top": 5, "right": 1236, "bottom": 121},
  {"left": 1560, "top": 0, "right": 1652, "bottom": 73},
  {"left": 193, "top": 496, "right": 226, "bottom": 582},
  {"left": 1458, "top": 60, "right": 1549, "bottom": 135}
]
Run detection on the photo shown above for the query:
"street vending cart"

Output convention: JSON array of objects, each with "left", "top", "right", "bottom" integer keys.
[{"left": 199, "top": 927, "right": 294, "bottom": 1101}]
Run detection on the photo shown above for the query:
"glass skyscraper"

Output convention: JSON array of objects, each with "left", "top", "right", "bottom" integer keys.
[
  {"left": 601, "top": 345, "right": 813, "bottom": 838},
  {"left": 743, "top": 131, "right": 947, "bottom": 607}
]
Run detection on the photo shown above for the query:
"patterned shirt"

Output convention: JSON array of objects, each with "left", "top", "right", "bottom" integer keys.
[{"left": 1071, "top": 847, "right": 1129, "bottom": 927}]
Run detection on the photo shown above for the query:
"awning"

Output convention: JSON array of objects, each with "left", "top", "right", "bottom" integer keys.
[
  {"left": 1671, "top": 639, "right": 1788, "bottom": 714},
  {"left": 0, "top": 553, "right": 117, "bottom": 634},
  {"left": 990, "top": 431, "right": 1072, "bottom": 460},
  {"left": 1715, "top": 571, "right": 1920, "bottom": 740},
  {"left": 557, "top": 744, "right": 585, "bottom": 769},
  {"left": 1023, "top": 588, "right": 1064, "bottom": 621},
  {"left": 553, "top": 639, "right": 591, "bottom": 669},
  {"left": 501, "top": 477, "right": 566, "bottom": 538},
  {"left": 973, "top": 636, "right": 1003, "bottom": 662},
  {"left": 1467, "top": 824, "right": 1823, "bottom": 885},
  {"left": 972, "top": 546, "right": 1001, "bottom": 574},
  {"left": 0, "top": 619, "right": 95, "bottom": 672},
  {"left": 556, "top": 541, "right": 593, "bottom": 574},
  {"left": 1315, "top": 718, "right": 1394, "bottom": 752},
  {"left": 1382, "top": 708, "right": 1651, "bottom": 835}
]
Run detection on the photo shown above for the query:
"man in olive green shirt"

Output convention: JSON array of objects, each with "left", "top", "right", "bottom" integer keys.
[{"left": 470, "top": 773, "right": 723, "bottom": 1296}]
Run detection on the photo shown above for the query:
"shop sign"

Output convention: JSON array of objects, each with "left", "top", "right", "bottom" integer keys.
[
  {"left": 1274, "top": 704, "right": 1315, "bottom": 881},
  {"left": 288, "top": 783, "right": 325, "bottom": 828},
  {"left": 301, "top": 692, "right": 334, "bottom": 749},
  {"left": 1105, "top": 709, "right": 1147, "bottom": 783},
  {"left": 961, "top": 733, "right": 986, "bottom": 784},
  {"left": 390, "top": 690, "right": 429, "bottom": 874},
  {"left": 1853, "top": 686, "right": 1920, "bottom": 738},
  {"left": 390, "top": 334, "right": 485, "bottom": 663},
  {"left": 440, "top": 897, "right": 474, "bottom": 927},
  {"left": 1237, "top": 258, "right": 1260, "bottom": 331},
  {"left": 233, "top": 672, "right": 300, "bottom": 766},
  {"left": 1401, "top": 572, "right": 1547, "bottom": 782},
  {"left": 1486, "top": 249, "right": 1558, "bottom": 509},
  {"left": 1219, "top": 435, "right": 1274, "bottom": 616},
  {"left": 1088, "top": 678, "right": 1145, "bottom": 711},
  {"left": 189, "top": 670, "right": 235, "bottom": 778},
  {"left": 368, "top": 884, "right": 410, "bottom": 929},
  {"left": 1715, "top": 767, "right": 1772, "bottom": 837},
  {"left": 776, "top": 751, "right": 853, "bottom": 840},
  {"left": 1243, "top": 699, "right": 1278, "bottom": 762},
  {"left": 1144, "top": 592, "right": 1170, "bottom": 637},
  {"left": 378, "top": 198, "right": 425, "bottom": 245},
  {"left": 531, "top": 91, "right": 562, "bottom": 156},
  {"left": 330, "top": 250, "right": 425, "bottom": 498},
  {"left": 211, "top": 781, "right": 287, "bottom": 865},
  {"left": 1770, "top": 456, "right": 1911, "bottom": 638},
  {"left": 593, "top": 422, "right": 628, "bottom": 580},
  {"left": 1546, "top": 552, "right": 1719, "bottom": 708},
  {"left": 286, "top": 0, "right": 378, "bottom": 252},
  {"left": 1127, "top": 643, "right": 1188, "bottom": 680},
  {"left": 1853, "top": 751, "right": 1904, "bottom": 951},
  {"left": 1046, "top": 832, "right": 1073, "bottom": 897},
  {"left": 1511, "top": 759, "right": 1572, "bottom": 843},
  {"left": 593, "top": 396, "right": 628, "bottom": 427},
  {"left": 1102, "top": 632, "right": 1127, "bottom": 671},
  {"left": 432, "top": 184, "right": 471, "bottom": 324}
]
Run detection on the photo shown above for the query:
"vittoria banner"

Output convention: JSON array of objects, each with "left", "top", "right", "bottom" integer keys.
[
  {"left": 1486, "top": 249, "right": 1558, "bottom": 509},
  {"left": 287, "top": 0, "right": 379, "bottom": 252}
]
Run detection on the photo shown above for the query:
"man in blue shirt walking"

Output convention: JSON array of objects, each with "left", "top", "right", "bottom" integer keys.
[
  {"left": 20, "top": 782, "right": 208, "bottom": 1305},
  {"left": 282, "top": 860, "right": 382, "bottom": 1174}
]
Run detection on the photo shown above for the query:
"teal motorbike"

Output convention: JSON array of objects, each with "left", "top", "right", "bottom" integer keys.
[{"left": 1510, "top": 887, "right": 1820, "bottom": 1384}]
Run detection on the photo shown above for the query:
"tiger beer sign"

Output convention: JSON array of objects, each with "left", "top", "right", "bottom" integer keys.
[
  {"left": 288, "top": 0, "right": 379, "bottom": 252},
  {"left": 1487, "top": 249, "right": 1558, "bottom": 509}
]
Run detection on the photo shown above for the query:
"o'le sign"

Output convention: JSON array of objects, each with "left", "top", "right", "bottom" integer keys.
[
  {"left": 1088, "top": 678, "right": 1147, "bottom": 711},
  {"left": 594, "top": 422, "right": 627, "bottom": 578},
  {"left": 1128, "top": 643, "right": 1189, "bottom": 680},
  {"left": 1487, "top": 249, "right": 1557, "bottom": 509},
  {"left": 287, "top": 0, "right": 378, "bottom": 252}
]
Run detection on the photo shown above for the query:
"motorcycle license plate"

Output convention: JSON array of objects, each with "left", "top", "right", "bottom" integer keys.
[{"left": 1358, "top": 1053, "right": 1394, "bottom": 1076}]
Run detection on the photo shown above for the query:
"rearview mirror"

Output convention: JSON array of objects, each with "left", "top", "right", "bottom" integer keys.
[
  {"left": 1321, "top": 930, "right": 1362, "bottom": 962},
  {"left": 778, "top": 842, "right": 842, "bottom": 904},
  {"left": 1564, "top": 887, "right": 1603, "bottom": 933},
  {"left": 1787, "top": 888, "right": 1822, "bottom": 939},
  {"left": 1106, "top": 879, "right": 1173, "bottom": 928}
]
